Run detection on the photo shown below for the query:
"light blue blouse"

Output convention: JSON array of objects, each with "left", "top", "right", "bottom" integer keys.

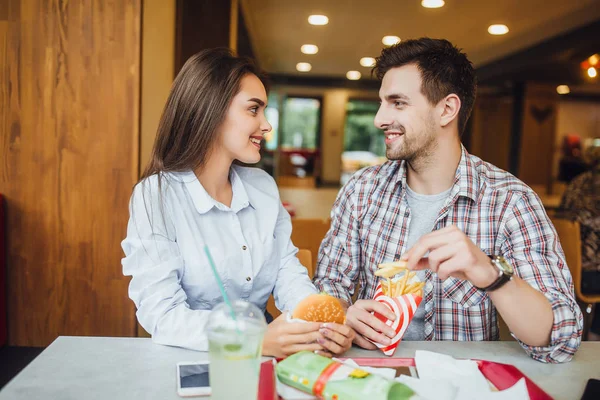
[{"left": 121, "top": 166, "right": 317, "bottom": 350}]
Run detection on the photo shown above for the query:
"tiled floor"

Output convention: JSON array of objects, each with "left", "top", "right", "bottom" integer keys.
[{"left": 0, "top": 346, "right": 44, "bottom": 389}]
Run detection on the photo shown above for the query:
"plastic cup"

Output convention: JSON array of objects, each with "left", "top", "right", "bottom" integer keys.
[{"left": 206, "top": 300, "right": 267, "bottom": 399}]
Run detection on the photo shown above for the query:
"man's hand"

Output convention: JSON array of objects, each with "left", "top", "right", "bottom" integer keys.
[
  {"left": 345, "top": 299, "right": 397, "bottom": 349},
  {"left": 262, "top": 313, "right": 324, "bottom": 358},
  {"left": 402, "top": 225, "right": 497, "bottom": 288}
]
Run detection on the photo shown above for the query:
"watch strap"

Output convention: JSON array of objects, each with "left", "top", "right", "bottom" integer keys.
[{"left": 475, "top": 256, "right": 512, "bottom": 292}]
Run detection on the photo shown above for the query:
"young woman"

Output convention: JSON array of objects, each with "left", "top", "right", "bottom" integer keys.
[{"left": 121, "top": 48, "right": 354, "bottom": 357}]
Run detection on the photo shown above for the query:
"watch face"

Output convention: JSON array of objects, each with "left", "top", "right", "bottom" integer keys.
[{"left": 495, "top": 256, "right": 514, "bottom": 274}]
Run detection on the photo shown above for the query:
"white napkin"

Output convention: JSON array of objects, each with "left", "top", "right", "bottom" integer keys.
[
  {"left": 396, "top": 375, "right": 457, "bottom": 400},
  {"left": 394, "top": 351, "right": 530, "bottom": 400},
  {"left": 414, "top": 350, "right": 491, "bottom": 395}
]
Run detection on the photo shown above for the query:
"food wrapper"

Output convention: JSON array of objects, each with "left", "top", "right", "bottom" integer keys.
[
  {"left": 276, "top": 351, "right": 415, "bottom": 400},
  {"left": 371, "top": 272, "right": 424, "bottom": 356}
]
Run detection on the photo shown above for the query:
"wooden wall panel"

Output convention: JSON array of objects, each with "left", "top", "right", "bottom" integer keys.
[
  {"left": 175, "top": 0, "right": 234, "bottom": 74},
  {"left": 140, "top": 0, "right": 175, "bottom": 172},
  {"left": 518, "top": 83, "right": 558, "bottom": 187},
  {"left": 0, "top": 0, "right": 140, "bottom": 346},
  {"left": 470, "top": 94, "right": 513, "bottom": 172}
]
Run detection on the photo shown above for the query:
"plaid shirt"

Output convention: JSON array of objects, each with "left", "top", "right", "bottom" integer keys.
[{"left": 314, "top": 147, "right": 583, "bottom": 363}]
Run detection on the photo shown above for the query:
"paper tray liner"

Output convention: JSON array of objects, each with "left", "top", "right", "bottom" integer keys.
[{"left": 259, "top": 357, "right": 553, "bottom": 400}]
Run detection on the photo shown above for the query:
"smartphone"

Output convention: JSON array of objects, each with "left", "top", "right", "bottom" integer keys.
[
  {"left": 581, "top": 378, "right": 600, "bottom": 400},
  {"left": 176, "top": 361, "right": 211, "bottom": 397}
]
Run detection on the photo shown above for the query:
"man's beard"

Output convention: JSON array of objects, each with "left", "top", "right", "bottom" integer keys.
[{"left": 385, "top": 117, "right": 437, "bottom": 164}]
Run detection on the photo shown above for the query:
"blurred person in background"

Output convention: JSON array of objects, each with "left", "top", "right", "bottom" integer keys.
[
  {"left": 558, "top": 135, "right": 589, "bottom": 183},
  {"left": 121, "top": 48, "right": 353, "bottom": 357},
  {"left": 559, "top": 144, "right": 600, "bottom": 340}
]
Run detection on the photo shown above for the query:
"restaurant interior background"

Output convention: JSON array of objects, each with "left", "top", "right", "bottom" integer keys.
[{"left": 1, "top": 0, "right": 600, "bottom": 380}]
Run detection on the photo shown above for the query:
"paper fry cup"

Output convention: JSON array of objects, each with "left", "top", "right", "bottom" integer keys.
[{"left": 370, "top": 275, "right": 423, "bottom": 356}]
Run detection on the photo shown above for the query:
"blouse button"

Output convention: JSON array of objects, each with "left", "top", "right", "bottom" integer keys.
[
  {"left": 242, "top": 245, "right": 247, "bottom": 250},
  {"left": 246, "top": 276, "right": 252, "bottom": 282}
]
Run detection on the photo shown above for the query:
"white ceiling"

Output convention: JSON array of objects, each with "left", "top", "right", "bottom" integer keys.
[{"left": 241, "top": 0, "right": 600, "bottom": 78}]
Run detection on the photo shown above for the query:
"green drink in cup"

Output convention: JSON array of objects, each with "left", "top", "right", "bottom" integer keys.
[{"left": 206, "top": 300, "right": 267, "bottom": 399}]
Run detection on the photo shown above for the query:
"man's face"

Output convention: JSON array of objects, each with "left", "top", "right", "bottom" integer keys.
[{"left": 374, "top": 64, "right": 438, "bottom": 162}]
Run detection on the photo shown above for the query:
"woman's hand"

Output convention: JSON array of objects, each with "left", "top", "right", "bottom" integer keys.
[
  {"left": 262, "top": 313, "right": 325, "bottom": 358},
  {"left": 316, "top": 323, "right": 355, "bottom": 356}
]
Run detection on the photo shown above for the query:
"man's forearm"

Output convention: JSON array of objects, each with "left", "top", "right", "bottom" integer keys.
[{"left": 489, "top": 276, "right": 553, "bottom": 347}]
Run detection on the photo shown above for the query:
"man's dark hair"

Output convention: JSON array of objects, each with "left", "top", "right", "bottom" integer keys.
[{"left": 374, "top": 38, "right": 477, "bottom": 135}]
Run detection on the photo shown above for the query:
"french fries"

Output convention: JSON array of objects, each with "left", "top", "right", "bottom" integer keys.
[
  {"left": 374, "top": 260, "right": 409, "bottom": 278},
  {"left": 376, "top": 260, "right": 425, "bottom": 297}
]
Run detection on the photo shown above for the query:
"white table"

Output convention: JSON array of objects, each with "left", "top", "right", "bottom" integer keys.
[{"left": 1, "top": 337, "right": 598, "bottom": 399}]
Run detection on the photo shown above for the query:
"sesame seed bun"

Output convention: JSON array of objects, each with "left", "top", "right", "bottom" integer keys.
[{"left": 291, "top": 293, "right": 346, "bottom": 324}]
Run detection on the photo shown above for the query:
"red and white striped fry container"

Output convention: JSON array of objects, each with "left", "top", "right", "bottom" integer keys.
[{"left": 370, "top": 280, "right": 423, "bottom": 356}]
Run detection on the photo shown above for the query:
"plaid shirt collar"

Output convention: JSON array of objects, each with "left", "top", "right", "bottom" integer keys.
[{"left": 394, "top": 145, "right": 479, "bottom": 203}]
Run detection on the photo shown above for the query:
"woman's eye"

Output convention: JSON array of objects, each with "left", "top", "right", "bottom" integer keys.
[{"left": 250, "top": 107, "right": 258, "bottom": 114}]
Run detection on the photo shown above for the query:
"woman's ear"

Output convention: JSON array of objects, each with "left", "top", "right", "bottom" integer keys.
[{"left": 439, "top": 94, "right": 461, "bottom": 128}]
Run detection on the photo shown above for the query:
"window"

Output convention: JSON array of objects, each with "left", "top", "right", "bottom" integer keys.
[
  {"left": 264, "top": 92, "right": 279, "bottom": 151},
  {"left": 281, "top": 97, "right": 321, "bottom": 150},
  {"left": 341, "top": 100, "right": 387, "bottom": 184},
  {"left": 276, "top": 97, "right": 322, "bottom": 179}
]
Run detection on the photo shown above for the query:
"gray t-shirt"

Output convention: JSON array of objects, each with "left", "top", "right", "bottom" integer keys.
[{"left": 401, "top": 184, "right": 452, "bottom": 341}]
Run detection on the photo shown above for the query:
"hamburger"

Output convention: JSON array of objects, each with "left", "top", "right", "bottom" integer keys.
[{"left": 291, "top": 293, "right": 346, "bottom": 324}]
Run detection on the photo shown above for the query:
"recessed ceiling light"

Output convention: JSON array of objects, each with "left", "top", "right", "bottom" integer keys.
[
  {"left": 589, "top": 54, "right": 599, "bottom": 66},
  {"left": 308, "top": 15, "right": 328, "bottom": 25},
  {"left": 382, "top": 36, "right": 401, "bottom": 46},
  {"left": 556, "top": 85, "right": 570, "bottom": 95},
  {"left": 488, "top": 24, "right": 509, "bottom": 35},
  {"left": 296, "top": 62, "right": 312, "bottom": 72},
  {"left": 301, "top": 44, "right": 319, "bottom": 55},
  {"left": 346, "top": 71, "right": 361, "bottom": 80},
  {"left": 360, "top": 57, "right": 376, "bottom": 67},
  {"left": 421, "top": 0, "right": 445, "bottom": 8},
  {"left": 588, "top": 67, "right": 598, "bottom": 78}
]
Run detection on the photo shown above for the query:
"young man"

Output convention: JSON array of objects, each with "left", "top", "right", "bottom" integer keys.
[{"left": 313, "top": 38, "right": 582, "bottom": 363}]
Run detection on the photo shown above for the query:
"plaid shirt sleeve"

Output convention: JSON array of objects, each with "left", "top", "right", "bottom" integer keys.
[
  {"left": 500, "top": 191, "right": 583, "bottom": 363},
  {"left": 313, "top": 175, "right": 362, "bottom": 304}
]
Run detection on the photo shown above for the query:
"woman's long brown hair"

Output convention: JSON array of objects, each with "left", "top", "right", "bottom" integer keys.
[
  {"left": 141, "top": 48, "right": 266, "bottom": 181},
  {"left": 133, "top": 48, "right": 266, "bottom": 236}
]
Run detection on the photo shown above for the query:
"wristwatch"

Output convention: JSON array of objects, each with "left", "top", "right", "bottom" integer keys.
[{"left": 476, "top": 255, "right": 514, "bottom": 292}]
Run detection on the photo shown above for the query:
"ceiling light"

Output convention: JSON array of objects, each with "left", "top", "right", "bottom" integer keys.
[
  {"left": 556, "top": 85, "right": 570, "bottom": 95},
  {"left": 296, "top": 62, "right": 312, "bottom": 72},
  {"left": 308, "top": 15, "right": 328, "bottom": 25},
  {"left": 589, "top": 54, "right": 599, "bottom": 66},
  {"left": 301, "top": 44, "right": 319, "bottom": 55},
  {"left": 346, "top": 71, "right": 361, "bottom": 80},
  {"left": 488, "top": 24, "right": 509, "bottom": 35},
  {"left": 588, "top": 67, "right": 598, "bottom": 78},
  {"left": 382, "top": 36, "right": 401, "bottom": 46},
  {"left": 360, "top": 57, "right": 376, "bottom": 67},
  {"left": 421, "top": 0, "right": 445, "bottom": 8}
]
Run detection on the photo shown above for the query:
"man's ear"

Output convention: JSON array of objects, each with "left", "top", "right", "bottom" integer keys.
[{"left": 439, "top": 94, "right": 461, "bottom": 128}]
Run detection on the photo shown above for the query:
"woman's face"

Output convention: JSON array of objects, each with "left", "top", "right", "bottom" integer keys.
[{"left": 218, "top": 74, "right": 272, "bottom": 164}]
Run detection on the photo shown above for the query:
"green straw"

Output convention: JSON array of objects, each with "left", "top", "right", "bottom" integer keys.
[
  {"left": 205, "top": 245, "right": 259, "bottom": 373},
  {"left": 204, "top": 245, "right": 237, "bottom": 322}
]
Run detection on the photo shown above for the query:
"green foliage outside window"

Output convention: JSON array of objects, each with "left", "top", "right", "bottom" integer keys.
[
  {"left": 281, "top": 98, "right": 320, "bottom": 149},
  {"left": 344, "top": 100, "right": 385, "bottom": 156}
]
